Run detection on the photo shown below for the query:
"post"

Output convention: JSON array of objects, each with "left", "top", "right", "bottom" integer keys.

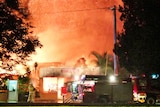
[
  {"left": 62, "top": 95, "right": 64, "bottom": 103},
  {"left": 111, "top": 5, "right": 118, "bottom": 75},
  {"left": 61, "top": 86, "right": 67, "bottom": 103},
  {"left": 105, "top": 53, "right": 108, "bottom": 76}
]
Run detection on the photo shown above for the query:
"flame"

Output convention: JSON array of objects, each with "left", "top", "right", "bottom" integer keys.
[{"left": 26, "top": 0, "right": 123, "bottom": 66}]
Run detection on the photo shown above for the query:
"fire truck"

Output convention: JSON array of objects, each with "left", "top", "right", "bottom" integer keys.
[
  {"left": 82, "top": 75, "right": 133, "bottom": 104},
  {"left": 132, "top": 73, "right": 160, "bottom": 104},
  {"left": 81, "top": 74, "right": 160, "bottom": 105}
]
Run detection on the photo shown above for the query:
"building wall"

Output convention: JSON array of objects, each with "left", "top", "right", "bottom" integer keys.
[{"left": 31, "top": 62, "right": 101, "bottom": 102}]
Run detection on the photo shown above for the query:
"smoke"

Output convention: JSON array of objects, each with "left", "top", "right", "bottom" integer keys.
[
  {"left": 28, "top": 0, "right": 123, "bottom": 66},
  {"left": 19, "top": 0, "right": 30, "bottom": 8}
]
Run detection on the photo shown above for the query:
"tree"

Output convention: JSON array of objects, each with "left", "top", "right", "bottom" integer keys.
[
  {"left": 0, "top": 0, "right": 42, "bottom": 70},
  {"left": 90, "top": 51, "right": 114, "bottom": 75},
  {"left": 114, "top": 0, "right": 160, "bottom": 75}
]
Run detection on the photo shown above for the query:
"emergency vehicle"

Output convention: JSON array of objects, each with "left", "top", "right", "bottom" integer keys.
[
  {"left": 132, "top": 73, "right": 160, "bottom": 104},
  {"left": 65, "top": 74, "right": 160, "bottom": 104},
  {"left": 82, "top": 75, "right": 133, "bottom": 104}
]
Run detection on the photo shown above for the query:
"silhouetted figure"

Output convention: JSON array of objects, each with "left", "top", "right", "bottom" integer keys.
[{"left": 27, "top": 83, "right": 36, "bottom": 103}]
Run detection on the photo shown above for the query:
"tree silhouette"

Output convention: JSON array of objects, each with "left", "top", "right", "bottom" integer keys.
[
  {"left": 114, "top": 0, "right": 160, "bottom": 75},
  {"left": 0, "top": 0, "right": 42, "bottom": 70}
]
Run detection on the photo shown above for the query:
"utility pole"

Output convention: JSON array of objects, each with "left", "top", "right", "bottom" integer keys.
[{"left": 110, "top": 5, "right": 118, "bottom": 75}]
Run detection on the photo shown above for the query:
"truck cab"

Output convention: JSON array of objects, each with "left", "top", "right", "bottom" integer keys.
[{"left": 132, "top": 73, "right": 160, "bottom": 104}]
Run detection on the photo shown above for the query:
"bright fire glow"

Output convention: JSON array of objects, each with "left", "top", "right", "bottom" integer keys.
[
  {"left": 43, "top": 77, "right": 57, "bottom": 92},
  {"left": 25, "top": 0, "right": 123, "bottom": 67},
  {"left": 43, "top": 77, "right": 64, "bottom": 99}
]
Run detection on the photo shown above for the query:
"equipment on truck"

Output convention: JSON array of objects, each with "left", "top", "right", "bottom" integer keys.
[{"left": 82, "top": 75, "right": 133, "bottom": 104}]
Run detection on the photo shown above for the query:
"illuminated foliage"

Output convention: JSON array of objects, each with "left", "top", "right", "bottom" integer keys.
[
  {"left": 90, "top": 51, "right": 114, "bottom": 75},
  {"left": 91, "top": 51, "right": 107, "bottom": 69},
  {"left": 0, "top": 0, "right": 42, "bottom": 70},
  {"left": 114, "top": 0, "right": 160, "bottom": 74}
]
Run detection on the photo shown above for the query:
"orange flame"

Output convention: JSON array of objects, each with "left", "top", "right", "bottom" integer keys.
[{"left": 27, "top": 0, "right": 123, "bottom": 66}]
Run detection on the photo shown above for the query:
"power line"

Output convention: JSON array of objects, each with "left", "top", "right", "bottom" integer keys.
[{"left": 44, "top": 7, "right": 115, "bottom": 14}]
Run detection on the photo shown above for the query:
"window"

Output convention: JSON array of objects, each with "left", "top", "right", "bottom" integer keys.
[{"left": 43, "top": 77, "right": 57, "bottom": 92}]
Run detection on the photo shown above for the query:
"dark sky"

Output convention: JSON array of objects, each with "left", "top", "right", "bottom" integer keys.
[{"left": 26, "top": 0, "right": 123, "bottom": 66}]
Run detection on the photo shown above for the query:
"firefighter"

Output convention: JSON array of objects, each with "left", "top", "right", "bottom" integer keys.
[{"left": 27, "top": 83, "right": 36, "bottom": 103}]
